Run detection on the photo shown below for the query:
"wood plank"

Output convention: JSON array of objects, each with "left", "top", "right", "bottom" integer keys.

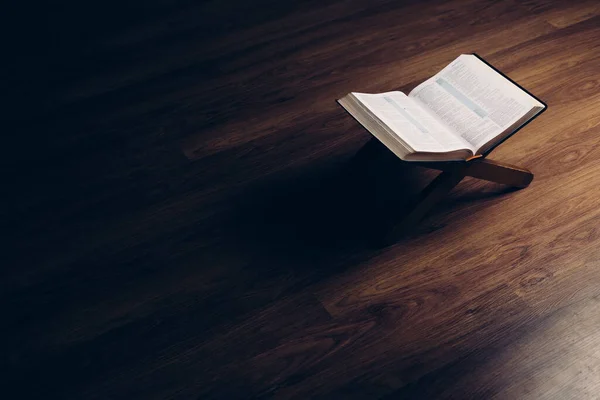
[{"left": 385, "top": 294, "right": 600, "bottom": 399}]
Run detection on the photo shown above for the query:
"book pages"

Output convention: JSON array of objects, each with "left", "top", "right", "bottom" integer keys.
[
  {"left": 410, "top": 55, "right": 533, "bottom": 150},
  {"left": 353, "top": 92, "right": 469, "bottom": 152}
]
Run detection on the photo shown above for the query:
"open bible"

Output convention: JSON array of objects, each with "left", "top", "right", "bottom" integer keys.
[{"left": 338, "top": 54, "right": 546, "bottom": 161}]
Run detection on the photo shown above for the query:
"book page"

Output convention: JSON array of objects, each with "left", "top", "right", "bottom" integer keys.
[
  {"left": 409, "top": 55, "right": 535, "bottom": 150},
  {"left": 352, "top": 92, "right": 470, "bottom": 152}
]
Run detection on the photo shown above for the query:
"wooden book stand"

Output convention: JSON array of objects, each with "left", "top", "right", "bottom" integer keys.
[{"left": 352, "top": 138, "right": 533, "bottom": 246}]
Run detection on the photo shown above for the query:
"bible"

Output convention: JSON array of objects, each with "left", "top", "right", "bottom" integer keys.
[{"left": 338, "top": 54, "right": 546, "bottom": 162}]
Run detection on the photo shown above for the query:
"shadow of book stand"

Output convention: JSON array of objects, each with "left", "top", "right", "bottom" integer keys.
[{"left": 352, "top": 138, "right": 533, "bottom": 247}]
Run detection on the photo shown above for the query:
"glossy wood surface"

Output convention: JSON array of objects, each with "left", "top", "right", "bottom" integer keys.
[{"left": 4, "top": 0, "right": 600, "bottom": 398}]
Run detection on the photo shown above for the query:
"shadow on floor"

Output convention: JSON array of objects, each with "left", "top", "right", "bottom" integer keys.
[
  {"left": 226, "top": 141, "right": 523, "bottom": 269},
  {"left": 227, "top": 144, "right": 432, "bottom": 262}
]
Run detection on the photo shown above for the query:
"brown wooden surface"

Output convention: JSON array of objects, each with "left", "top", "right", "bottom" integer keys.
[{"left": 4, "top": 0, "right": 600, "bottom": 398}]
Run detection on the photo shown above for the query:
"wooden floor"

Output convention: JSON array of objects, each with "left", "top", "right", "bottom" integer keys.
[{"left": 4, "top": 0, "right": 600, "bottom": 398}]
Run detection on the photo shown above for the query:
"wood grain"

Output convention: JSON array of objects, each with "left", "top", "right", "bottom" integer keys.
[{"left": 3, "top": 0, "right": 600, "bottom": 398}]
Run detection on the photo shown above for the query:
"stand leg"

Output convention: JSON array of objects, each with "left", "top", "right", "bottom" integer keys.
[
  {"left": 421, "top": 159, "right": 534, "bottom": 188},
  {"left": 464, "top": 159, "right": 533, "bottom": 188},
  {"left": 381, "top": 165, "right": 467, "bottom": 246},
  {"left": 347, "top": 140, "right": 534, "bottom": 246}
]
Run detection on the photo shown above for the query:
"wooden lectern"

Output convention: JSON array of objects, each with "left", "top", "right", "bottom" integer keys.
[
  {"left": 339, "top": 55, "right": 546, "bottom": 246},
  {"left": 352, "top": 137, "right": 534, "bottom": 246}
]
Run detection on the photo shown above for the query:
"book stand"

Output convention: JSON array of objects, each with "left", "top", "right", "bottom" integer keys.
[{"left": 353, "top": 138, "right": 533, "bottom": 246}]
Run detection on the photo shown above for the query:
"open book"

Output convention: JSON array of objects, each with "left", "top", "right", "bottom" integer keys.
[{"left": 338, "top": 54, "right": 546, "bottom": 161}]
